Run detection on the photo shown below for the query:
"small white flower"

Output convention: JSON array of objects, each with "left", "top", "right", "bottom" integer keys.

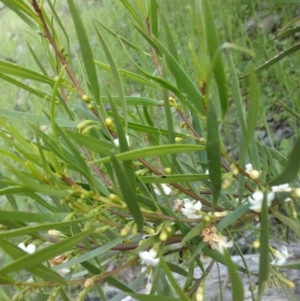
[
  {"left": 214, "top": 236, "right": 233, "bottom": 253},
  {"left": 18, "top": 243, "right": 36, "bottom": 254},
  {"left": 245, "top": 163, "right": 253, "bottom": 174},
  {"left": 139, "top": 248, "right": 159, "bottom": 267},
  {"left": 181, "top": 200, "right": 202, "bottom": 219},
  {"left": 271, "top": 245, "right": 289, "bottom": 265},
  {"left": 145, "top": 282, "right": 152, "bottom": 294},
  {"left": 153, "top": 184, "right": 171, "bottom": 196},
  {"left": 114, "top": 135, "right": 130, "bottom": 147},
  {"left": 271, "top": 183, "right": 292, "bottom": 202},
  {"left": 248, "top": 191, "right": 275, "bottom": 212}
]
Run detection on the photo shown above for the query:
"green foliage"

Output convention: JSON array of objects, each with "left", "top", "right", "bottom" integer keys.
[{"left": 0, "top": 0, "right": 299, "bottom": 300}]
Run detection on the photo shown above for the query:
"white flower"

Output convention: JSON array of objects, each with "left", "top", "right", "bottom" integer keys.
[
  {"left": 114, "top": 135, "right": 130, "bottom": 147},
  {"left": 18, "top": 243, "right": 36, "bottom": 254},
  {"left": 145, "top": 282, "right": 152, "bottom": 294},
  {"left": 181, "top": 200, "right": 202, "bottom": 219},
  {"left": 214, "top": 236, "right": 233, "bottom": 253},
  {"left": 139, "top": 248, "right": 159, "bottom": 267},
  {"left": 271, "top": 183, "right": 292, "bottom": 202},
  {"left": 248, "top": 191, "right": 275, "bottom": 212},
  {"left": 153, "top": 184, "right": 171, "bottom": 196},
  {"left": 245, "top": 163, "right": 253, "bottom": 174},
  {"left": 271, "top": 245, "right": 289, "bottom": 265}
]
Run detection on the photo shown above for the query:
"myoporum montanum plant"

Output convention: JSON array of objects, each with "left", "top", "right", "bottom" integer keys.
[{"left": 0, "top": 0, "right": 299, "bottom": 300}]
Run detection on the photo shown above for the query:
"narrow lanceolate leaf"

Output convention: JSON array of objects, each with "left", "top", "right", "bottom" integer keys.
[
  {"left": 94, "top": 26, "right": 128, "bottom": 131},
  {"left": 0, "top": 211, "right": 67, "bottom": 223},
  {"left": 111, "top": 152, "right": 144, "bottom": 230},
  {"left": 268, "top": 134, "right": 300, "bottom": 186},
  {"left": 0, "top": 238, "right": 67, "bottom": 284},
  {"left": 207, "top": 104, "right": 221, "bottom": 207},
  {"left": 224, "top": 249, "right": 244, "bottom": 301},
  {"left": 202, "top": 0, "right": 228, "bottom": 116},
  {"left": 229, "top": 54, "right": 246, "bottom": 136},
  {"left": 150, "top": 0, "right": 159, "bottom": 38},
  {"left": 239, "top": 67, "right": 259, "bottom": 165},
  {"left": 0, "top": 0, "right": 38, "bottom": 28},
  {"left": 217, "top": 204, "right": 251, "bottom": 232},
  {"left": 132, "top": 24, "right": 205, "bottom": 116},
  {"left": 273, "top": 212, "right": 300, "bottom": 238},
  {"left": 139, "top": 174, "right": 208, "bottom": 184},
  {"left": 0, "top": 61, "right": 56, "bottom": 84},
  {"left": 0, "top": 228, "right": 95, "bottom": 275},
  {"left": 257, "top": 194, "right": 270, "bottom": 300},
  {"left": 67, "top": 130, "right": 113, "bottom": 156},
  {"left": 94, "top": 61, "right": 160, "bottom": 88},
  {"left": 93, "top": 144, "right": 205, "bottom": 164},
  {"left": 66, "top": 0, "right": 100, "bottom": 101},
  {"left": 0, "top": 109, "right": 77, "bottom": 128},
  {"left": 130, "top": 295, "right": 182, "bottom": 301},
  {"left": 240, "top": 43, "right": 300, "bottom": 78}
]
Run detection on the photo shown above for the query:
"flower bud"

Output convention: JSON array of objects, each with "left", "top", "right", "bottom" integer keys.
[
  {"left": 82, "top": 94, "right": 89, "bottom": 102},
  {"left": 84, "top": 278, "right": 94, "bottom": 288},
  {"left": 253, "top": 240, "right": 260, "bottom": 249},
  {"left": 204, "top": 215, "right": 211, "bottom": 222},
  {"left": 292, "top": 188, "right": 300, "bottom": 198},
  {"left": 164, "top": 167, "right": 172, "bottom": 174},
  {"left": 48, "top": 229, "right": 61, "bottom": 237},
  {"left": 230, "top": 164, "right": 239, "bottom": 176},
  {"left": 120, "top": 224, "right": 132, "bottom": 236},
  {"left": 159, "top": 230, "right": 168, "bottom": 241},
  {"left": 249, "top": 170, "right": 260, "bottom": 180}
]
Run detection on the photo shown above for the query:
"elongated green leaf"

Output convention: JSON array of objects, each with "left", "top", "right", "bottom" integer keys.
[
  {"left": 279, "top": 100, "right": 300, "bottom": 121},
  {"left": 0, "top": 216, "right": 91, "bottom": 238},
  {"left": 276, "top": 26, "right": 300, "bottom": 39},
  {"left": 132, "top": 24, "right": 205, "bottom": 115},
  {"left": 0, "top": 211, "right": 67, "bottom": 223},
  {"left": 0, "top": 0, "right": 37, "bottom": 28},
  {"left": 94, "top": 61, "right": 159, "bottom": 88},
  {"left": 93, "top": 144, "right": 205, "bottom": 164},
  {"left": 67, "top": 131, "right": 113, "bottom": 156},
  {"left": 56, "top": 126, "right": 97, "bottom": 190},
  {"left": 268, "top": 134, "right": 300, "bottom": 185},
  {"left": 159, "top": 255, "right": 191, "bottom": 301},
  {"left": 150, "top": 0, "right": 159, "bottom": 39},
  {"left": 0, "top": 228, "right": 94, "bottom": 275},
  {"left": 111, "top": 152, "right": 144, "bottom": 229},
  {"left": 240, "top": 43, "right": 300, "bottom": 78},
  {"left": 273, "top": 212, "right": 300, "bottom": 238},
  {"left": 257, "top": 194, "right": 270, "bottom": 300},
  {"left": 140, "top": 174, "right": 208, "bottom": 183},
  {"left": 229, "top": 54, "right": 246, "bottom": 135},
  {"left": 120, "top": 0, "right": 144, "bottom": 27},
  {"left": 181, "top": 223, "right": 204, "bottom": 245},
  {"left": 130, "top": 295, "right": 181, "bottom": 301},
  {"left": 66, "top": 0, "right": 100, "bottom": 101},
  {"left": 94, "top": 19, "right": 150, "bottom": 56},
  {"left": 217, "top": 204, "right": 251, "bottom": 232},
  {"left": 0, "top": 109, "right": 77, "bottom": 128},
  {"left": 207, "top": 103, "right": 221, "bottom": 207},
  {"left": 239, "top": 68, "right": 259, "bottom": 165},
  {"left": 0, "top": 238, "right": 67, "bottom": 284},
  {"left": 53, "top": 236, "right": 125, "bottom": 270},
  {"left": 202, "top": 0, "right": 228, "bottom": 116},
  {"left": 100, "top": 96, "right": 162, "bottom": 106},
  {"left": 224, "top": 249, "right": 244, "bottom": 301},
  {"left": 94, "top": 26, "right": 128, "bottom": 131},
  {"left": 0, "top": 73, "right": 51, "bottom": 100},
  {"left": 0, "top": 61, "right": 56, "bottom": 84},
  {"left": 161, "top": 12, "right": 179, "bottom": 61}
]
